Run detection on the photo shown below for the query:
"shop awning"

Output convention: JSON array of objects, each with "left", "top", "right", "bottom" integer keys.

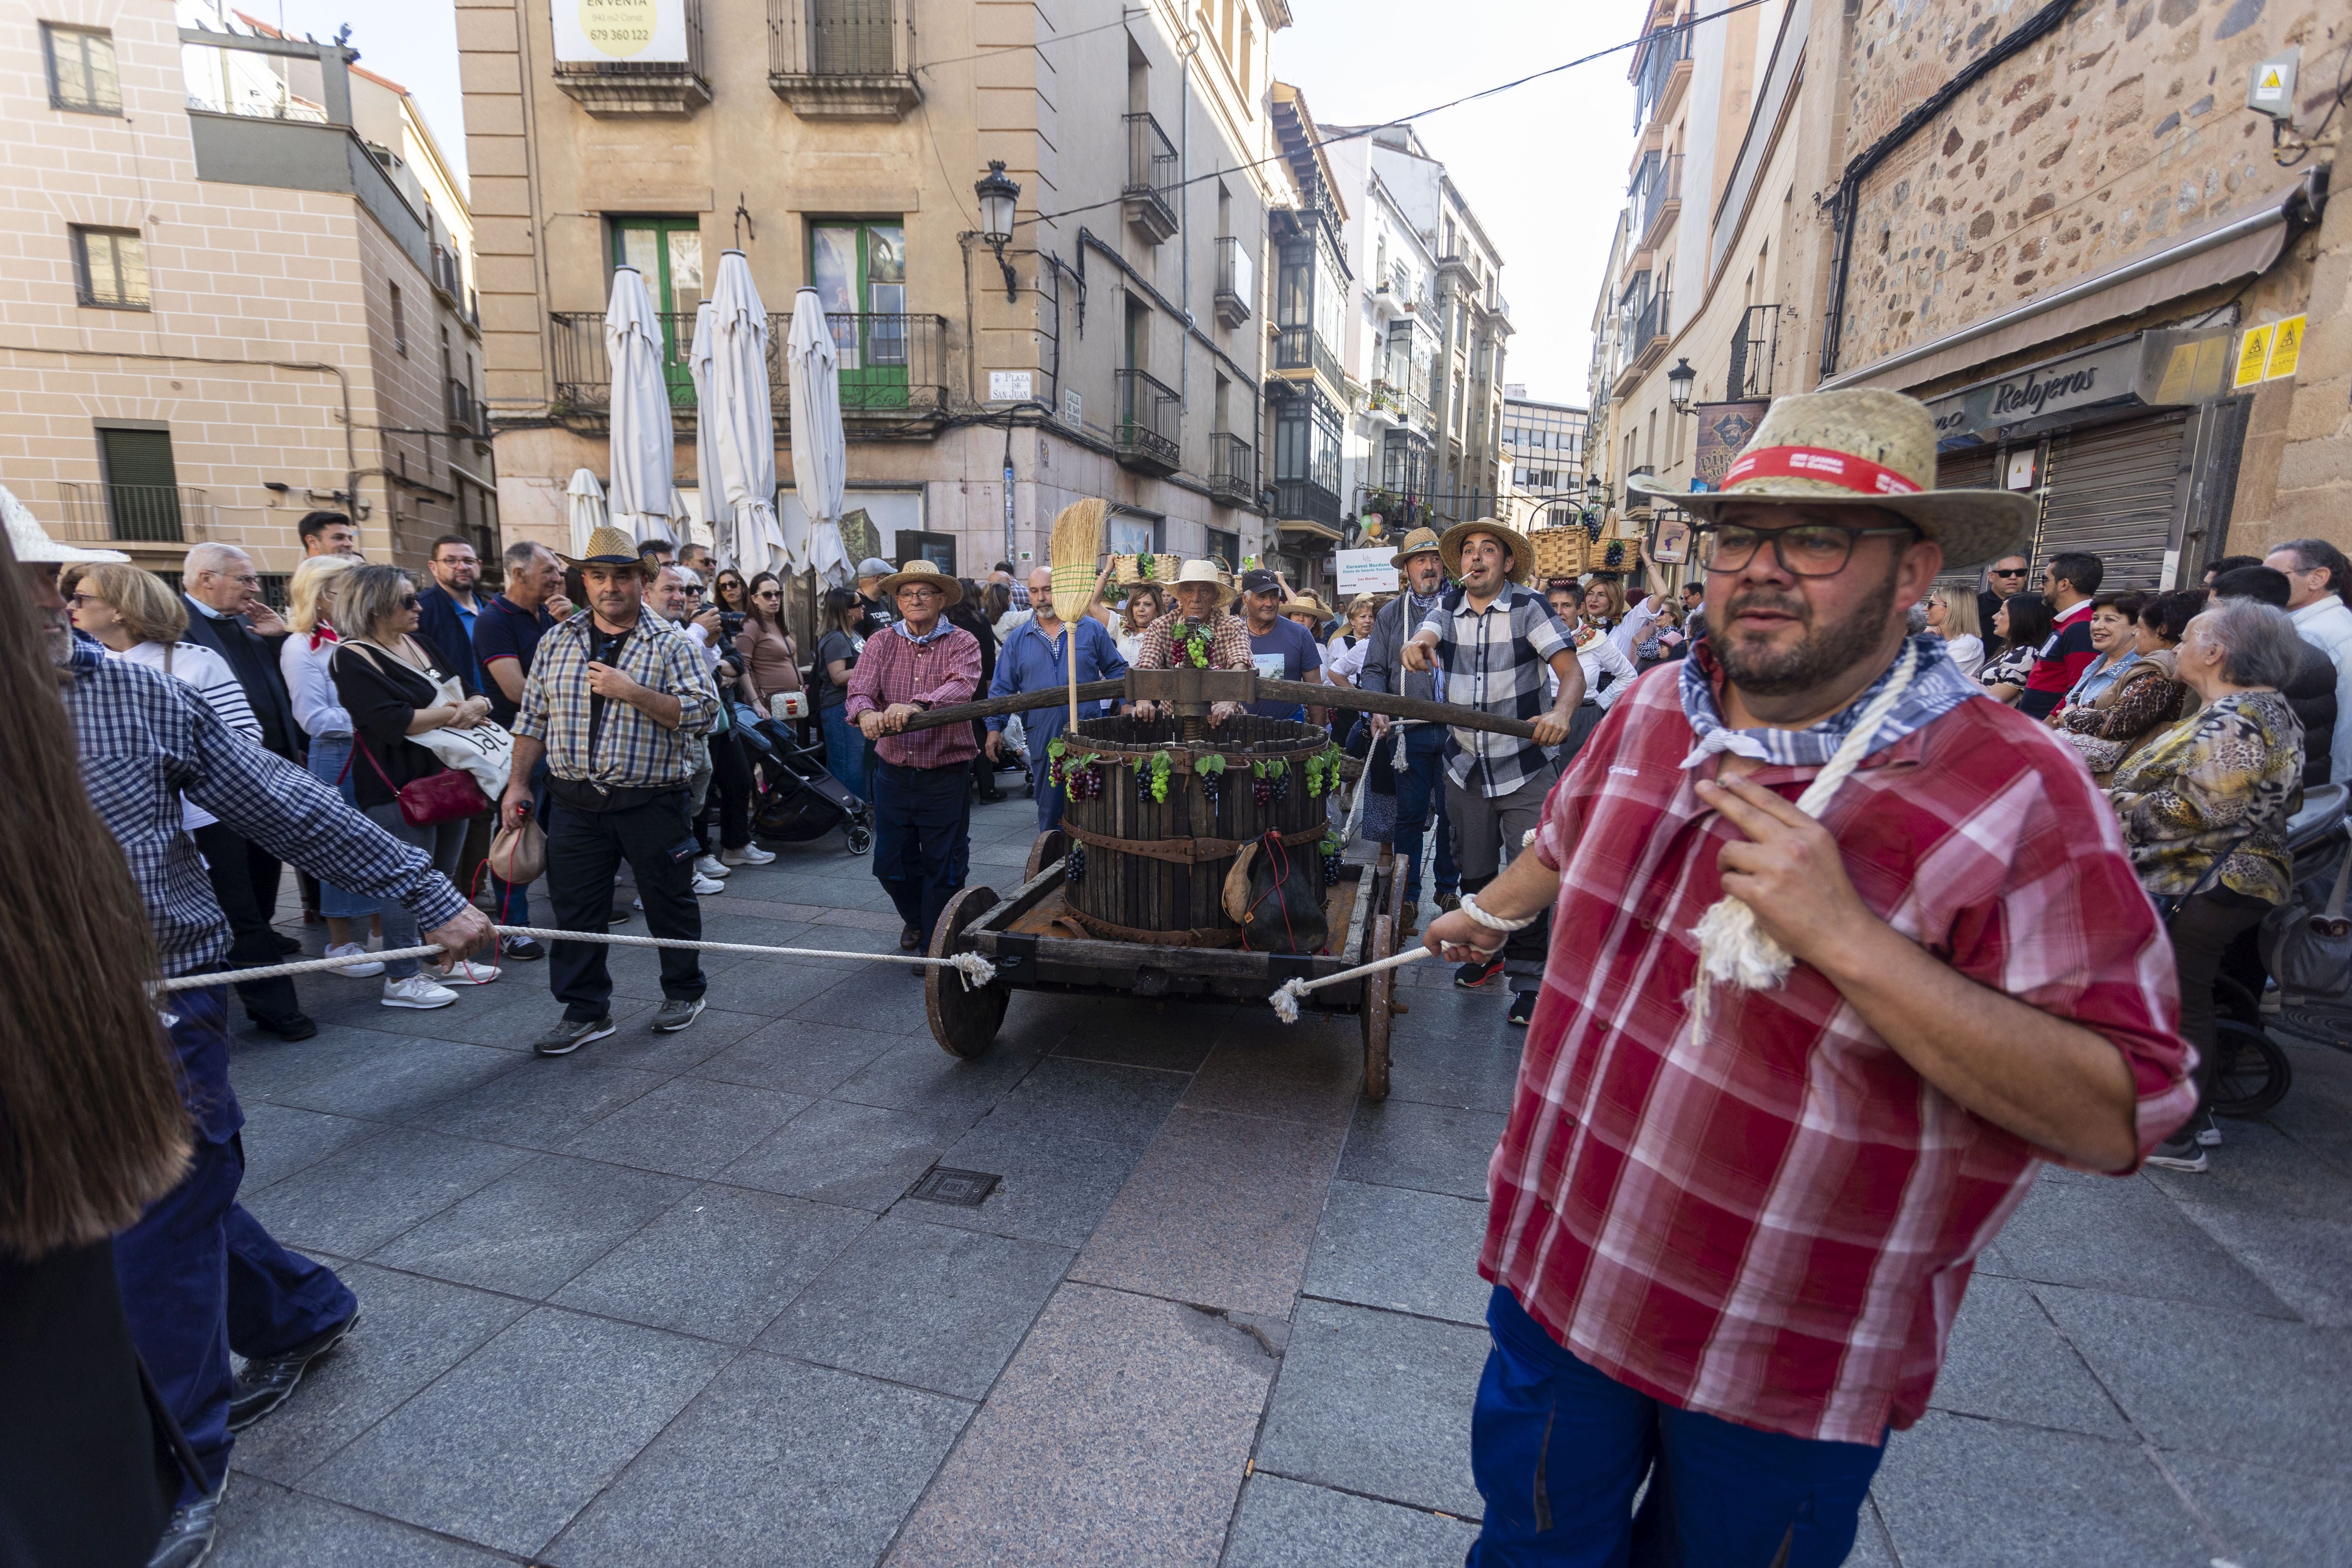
[
  {"left": 1822, "top": 175, "right": 2319, "bottom": 393},
  {"left": 1275, "top": 518, "right": 1344, "bottom": 542}
]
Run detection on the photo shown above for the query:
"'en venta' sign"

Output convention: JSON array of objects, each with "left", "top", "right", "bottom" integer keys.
[{"left": 552, "top": 0, "right": 688, "bottom": 64}]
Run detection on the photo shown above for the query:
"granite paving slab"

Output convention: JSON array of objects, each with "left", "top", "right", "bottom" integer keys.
[
  {"left": 1870, "top": 1412, "right": 2210, "bottom": 1568},
  {"left": 979, "top": 1054, "right": 1192, "bottom": 1151},
  {"left": 552, "top": 1182, "right": 872, "bottom": 1344},
  {"left": 214, "top": 1476, "right": 512, "bottom": 1567},
  {"left": 2159, "top": 1448, "right": 2352, "bottom": 1568},
  {"left": 1993, "top": 1167, "right": 2296, "bottom": 1317},
  {"left": 2149, "top": 1119, "right": 2352, "bottom": 1327},
  {"left": 899, "top": 1117, "right": 1142, "bottom": 1250},
  {"left": 1184, "top": 1020, "right": 1365, "bottom": 1128},
  {"left": 1045, "top": 1000, "right": 1235, "bottom": 1073},
  {"left": 423, "top": 1058, "right": 666, "bottom": 1151},
  {"left": 267, "top": 1038, "right": 525, "bottom": 1125},
  {"left": 693, "top": 1018, "right": 906, "bottom": 1096},
  {"left": 224, "top": 1262, "right": 529, "bottom": 1486},
  {"left": 228, "top": 1025, "right": 414, "bottom": 1105},
  {"left": 1925, "top": 1274, "right": 2133, "bottom": 1439},
  {"left": 1222, "top": 1474, "right": 1482, "bottom": 1568},
  {"left": 559, "top": 1074, "right": 813, "bottom": 1178},
  {"left": 721, "top": 1097, "right": 974, "bottom": 1210},
  {"left": 1071, "top": 1106, "right": 1345, "bottom": 1317},
  {"left": 238, "top": 1127, "right": 535, "bottom": 1259},
  {"left": 1380, "top": 1001, "right": 1525, "bottom": 1113},
  {"left": 546, "top": 1352, "right": 969, "bottom": 1568},
  {"left": 1334, "top": 1098, "right": 1505, "bottom": 1202},
  {"left": 831, "top": 1036, "right": 1050, "bottom": 1121},
  {"left": 578, "top": 1005, "right": 768, "bottom": 1072},
  {"left": 759, "top": 1215, "right": 1073, "bottom": 1399},
  {"left": 1255, "top": 1299, "right": 1487, "bottom": 1518},
  {"left": 303, "top": 1307, "right": 732, "bottom": 1559},
  {"left": 234, "top": 1102, "right": 382, "bottom": 1193},
  {"left": 1303, "top": 1179, "right": 1491, "bottom": 1327},
  {"left": 2034, "top": 1283, "right": 2352, "bottom": 1477},
  {"left": 367, "top": 1153, "right": 696, "bottom": 1298},
  {"left": 885, "top": 1283, "right": 1277, "bottom": 1568}
]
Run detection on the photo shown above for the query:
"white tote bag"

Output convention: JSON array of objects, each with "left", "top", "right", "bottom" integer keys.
[{"left": 409, "top": 674, "right": 515, "bottom": 799}]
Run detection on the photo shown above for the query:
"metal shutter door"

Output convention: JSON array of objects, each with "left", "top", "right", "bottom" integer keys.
[
  {"left": 2034, "top": 412, "right": 2190, "bottom": 591},
  {"left": 1935, "top": 446, "right": 1998, "bottom": 492}
]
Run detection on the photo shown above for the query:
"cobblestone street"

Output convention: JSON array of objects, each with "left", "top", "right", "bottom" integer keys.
[{"left": 210, "top": 795, "right": 2352, "bottom": 1567}]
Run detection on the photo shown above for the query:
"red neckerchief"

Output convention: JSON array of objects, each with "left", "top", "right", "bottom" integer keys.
[{"left": 308, "top": 622, "right": 340, "bottom": 652}]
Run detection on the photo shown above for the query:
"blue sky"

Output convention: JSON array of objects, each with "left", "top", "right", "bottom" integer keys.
[{"left": 261, "top": 0, "right": 1637, "bottom": 404}]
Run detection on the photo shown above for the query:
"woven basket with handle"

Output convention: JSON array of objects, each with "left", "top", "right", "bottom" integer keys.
[
  {"left": 1529, "top": 528, "right": 1587, "bottom": 579},
  {"left": 1110, "top": 552, "right": 1182, "bottom": 587}
]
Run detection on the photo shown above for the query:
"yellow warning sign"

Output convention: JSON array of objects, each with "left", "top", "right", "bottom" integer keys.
[
  {"left": 2260, "top": 67, "right": 2284, "bottom": 89},
  {"left": 2266, "top": 314, "right": 2306, "bottom": 381},
  {"left": 2235, "top": 325, "right": 2275, "bottom": 389}
]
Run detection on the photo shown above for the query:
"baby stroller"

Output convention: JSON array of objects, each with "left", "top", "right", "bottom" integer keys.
[
  {"left": 2208, "top": 782, "right": 2351, "bottom": 1115},
  {"left": 734, "top": 708, "right": 874, "bottom": 856}
]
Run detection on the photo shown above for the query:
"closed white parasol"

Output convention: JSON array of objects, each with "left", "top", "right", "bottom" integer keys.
[
  {"left": 784, "top": 285, "right": 851, "bottom": 588},
  {"left": 603, "top": 265, "right": 675, "bottom": 544},
  {"left": 564, "top": 468, "right": 607, "bottom": 558},
  {"left": 695, "top": 250, "right": 789, "bottom": 579}
]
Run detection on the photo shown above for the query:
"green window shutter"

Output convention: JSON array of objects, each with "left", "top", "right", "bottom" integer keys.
[{"left": 99, "top": 428, "right": 183, "bottom": 542}]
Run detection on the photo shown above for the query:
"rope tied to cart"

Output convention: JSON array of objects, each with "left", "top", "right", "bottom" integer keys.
[{"left": 153, "top": 925, "right": 1001, "bottom": 994}]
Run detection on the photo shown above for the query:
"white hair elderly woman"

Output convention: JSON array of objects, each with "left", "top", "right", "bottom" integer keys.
[{"left": 2107, "top": 597, "right": 2307, "bottom": 1173}]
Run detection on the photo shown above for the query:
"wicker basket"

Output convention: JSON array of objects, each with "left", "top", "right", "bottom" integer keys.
[
  {"left": 1110, "top": 552, "right": 1182, "bottom": 587},
  {"left": 1529, "top": 528, "right": 1588, "bottom": 580}
]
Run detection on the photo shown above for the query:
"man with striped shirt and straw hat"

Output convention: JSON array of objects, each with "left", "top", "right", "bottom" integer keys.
[{"left": 1419, "top": 388, "right": 2195, "bottom": 1565}]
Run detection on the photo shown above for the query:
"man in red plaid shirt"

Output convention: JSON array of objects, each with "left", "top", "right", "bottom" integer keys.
[{"left": 1424, "top": 389, "right": 2196, "bottom": 1567}]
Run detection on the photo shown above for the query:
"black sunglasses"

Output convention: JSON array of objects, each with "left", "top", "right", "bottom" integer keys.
[
  {"left": 1988, "top": 567, "right": 2028, "bottom": 577},
  {"left": 397, "top": 594, "right": 420, "bottom": 610}
]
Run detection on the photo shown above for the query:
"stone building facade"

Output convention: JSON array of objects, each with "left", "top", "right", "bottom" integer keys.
[{"left": 458, "top": 0, "right": 1285, "bottom": 606}]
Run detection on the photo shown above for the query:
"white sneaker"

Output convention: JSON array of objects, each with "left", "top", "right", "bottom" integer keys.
[
  {"left": 325, "top": 941, "right": 384, "bottom": 979},
  {"left": 691, "top": 871, "right": 724, "bottom": 896},
  {"left": 721, "top": 842, "right": 775, "bottom": 866},
  {"left": 381, "top": 974, "right": 457, "bottom": 1010},
  {"left": 437, "top": 960, "right": 501, "bottom": 987},
  {"left": 694, "top": 854, "right": 732, "bottom": 880}
]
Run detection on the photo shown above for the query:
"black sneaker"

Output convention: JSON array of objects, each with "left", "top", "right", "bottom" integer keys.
[
  {"left": 227, "top": 1311, "right": 359, "bottom": 1431},
  {"left": 1455, "top": 956, "right": 1504, "bottom": 989},
  {"left": 899, "top": 924, "right": 925, "bottom": 952},
  {"left": 607, "top": 908, "right": 631, "bottom": 926},
  {"left": 1507, "top": 990, "right": 1537, "bottom": 1027},
  {"left": 2145, "top": 1133, "right": 2208, "bottom": 1173},
  {"left": 534, "top": 1016, "right": 615, "bottom": 1057},
  {"left": 145, "top": 1481, "right": 225, "bottom": 1568},
  {"left": 254, "top": 1011, "right": 318, "bottom": 1041},
  {"left": 651, "top": 997, "right": 705, "bottom": 1032},
  {"left": 272, "top": 931, "right": 302, "bottom": 955},
  {"left": 1436, "top": 891, "right": 1462, "bottom": 913},
  {"left": 501, "top": 935, "right": 545, "bottom": 961}
]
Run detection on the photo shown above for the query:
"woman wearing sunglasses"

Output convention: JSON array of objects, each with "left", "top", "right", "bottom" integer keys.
[
  {"left": 735, "top": 571, "right": 802, "bottom": 719},
  {"left": 710, "top": 569, "right": 750, "bottom": 617}
]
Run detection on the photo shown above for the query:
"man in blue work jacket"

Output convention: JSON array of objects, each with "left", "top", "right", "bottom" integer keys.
[{"left": 986, "top": 566, "right": 1128, "bottom": 830}]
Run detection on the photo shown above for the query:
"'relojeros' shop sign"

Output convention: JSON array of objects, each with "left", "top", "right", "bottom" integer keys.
[{"left": 1927, "top": 327, "right": 2234, "bottom": 443}]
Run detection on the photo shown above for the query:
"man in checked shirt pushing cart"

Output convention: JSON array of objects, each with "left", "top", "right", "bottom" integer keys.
[{"left": 1419, "top": 390, "right": 2197, "bottom": 1566}]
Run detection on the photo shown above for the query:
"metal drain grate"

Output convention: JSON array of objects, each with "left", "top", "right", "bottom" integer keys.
[
  {"left": 2280, "top": 1004, "right": 2352, "bottom": 1051},
  {"left": 906, "top": 1167, "right": 1002, "bottom": 1207}
]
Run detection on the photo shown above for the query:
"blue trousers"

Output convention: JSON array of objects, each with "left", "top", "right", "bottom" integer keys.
[
  {"left": 1395, "top": 724, "right": 1459, "bottom": 904},
  {"left": 821, "top": 703, "right": 867, "bottom": 800},
  {"left": 113, "top": 987, "right": 356, "bottom": 1502},
  {"left": 873, "top": 759, "right": 972, "bottom": 942},
  {"left": 1470, "top": 1286, "right": 1886, "bottom": 1568},
  {"left": 1031, "top": 750, "right": 1065, "bottom": 833}
]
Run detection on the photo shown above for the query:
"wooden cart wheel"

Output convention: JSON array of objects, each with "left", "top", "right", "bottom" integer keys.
[
  {"left": 927, "top": 885, "right": 1010, "bottom": 1059},
  {"left": 1023, "top": 827, "right": 1068, "bottom": 883},
  {"left": 1361, "top": 913, "right": 1394, "bottom": 1102}
]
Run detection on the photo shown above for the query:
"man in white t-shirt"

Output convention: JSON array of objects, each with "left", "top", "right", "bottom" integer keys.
[{"left": 2266, "top": 538, "right": 2352, "bottom": 787}]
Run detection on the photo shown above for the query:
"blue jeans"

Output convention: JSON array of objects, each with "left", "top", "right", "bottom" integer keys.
[
  {"left": 873, "top": 760, "right": 972, "bottom": 941},
  {"left": 361, "top": 804, "right": 468, "bottom": 979},
  {"left": 113, "top": 987, "right": 357, "bottom": 1501},
  {"left": 301, "top": 735, "right": 377, "bottom": 919},
  {"left": 1470, "top": 1286, "right": 1886, "bottom": 1567},
  {"left": 1395, "top": 724, "right": 1459, "bottom": 904},
  {"left": 821, "top": 702, "right": 866, "bottom": 800},
  {"left": 1031, "top": 750, "right": 1064, "bottom": 833}
]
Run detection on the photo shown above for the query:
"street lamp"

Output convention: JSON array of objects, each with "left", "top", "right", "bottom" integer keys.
[
  {"left": 975, "top": 161, "right": 1020, "bottom": 302},
  {"left": 1666, "top": 356, "right": 1697, "bottom": 412}
]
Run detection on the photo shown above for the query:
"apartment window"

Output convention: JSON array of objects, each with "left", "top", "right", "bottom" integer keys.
[
  {"left": 390, "top": 282, "right": 407, "bottom": 355},
  {"left": 43, "top": 24, "right": 120, "bottom": 114},
  {"left": 71, "top": 227, "right": 148, "bottom": 309},
  {"left": 1237, "top": 10, "right": 1252, "bottom": 96},
  {"left": 97, "top": 425, "right": 184, "bottom": 542},
  {"left": 1206, "top": 527, "right": 1240, "bottom": 567}
]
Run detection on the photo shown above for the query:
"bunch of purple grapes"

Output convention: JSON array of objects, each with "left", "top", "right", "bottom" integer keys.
[
  {"left": 1135, "top": 762, "right": 1156, "bottom": 802},
  {"left": 1322, "top": 851, "right": 1342, "bottom": 887},
  {"left": 1065, "top": 763, "right": 1104, "bottom": 803},
  {"left": 1269, "top": 769, "right": 1291, "bottom": 803},
  {"left": 1066, "top": 843, "right": 1087, "bottom": 883},
  {"left": 1252, "top": 773, "right": 1274, "bottom": 808}
]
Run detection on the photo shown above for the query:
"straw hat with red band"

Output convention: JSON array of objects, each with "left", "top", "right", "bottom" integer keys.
[{"left": 1631, "top": 388, "right": 2036, "bottom": 572}]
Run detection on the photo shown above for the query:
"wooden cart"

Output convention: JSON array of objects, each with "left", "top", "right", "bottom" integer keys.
[{"left": 898, "top": 668, "right": 1539, "bottom": 1100}]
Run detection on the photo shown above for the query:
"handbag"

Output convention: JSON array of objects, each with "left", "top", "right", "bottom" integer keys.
[
  {"left": 2260, "top": 841, "right": 2352, "bottom": 1000},
  {"left": 349, "top": 734, "right": 490, "bottom": 827},
  {"left": 487, "top": 814, "right": 548, "bottom": 887}
]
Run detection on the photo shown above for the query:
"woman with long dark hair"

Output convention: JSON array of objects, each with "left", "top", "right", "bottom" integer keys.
[
  {"left": 710, "top": 566, "right": 750, "bottom": 617},
  {"left": 735, "top": 570, "right": 801, "bottom": 717},
  {"left": 814, "top": 585, "right": 870, "bottom": 798},
  {"left": 1, "top": 529, "right": 197, "bottom": 1566}
]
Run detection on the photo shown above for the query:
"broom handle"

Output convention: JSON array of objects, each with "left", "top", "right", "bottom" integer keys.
[{"left": 1067, "top": 624, "right": 1079, "bottom": 736}]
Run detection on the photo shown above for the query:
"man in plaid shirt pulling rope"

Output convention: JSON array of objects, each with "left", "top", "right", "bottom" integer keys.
[{"left": 1421, "top": 389, "right": 2196, "bottom": 1566}]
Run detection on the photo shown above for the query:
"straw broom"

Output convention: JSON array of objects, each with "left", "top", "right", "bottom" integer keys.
[{"left": 1048, "top": 497, "right": 1107, "bottom": 736}]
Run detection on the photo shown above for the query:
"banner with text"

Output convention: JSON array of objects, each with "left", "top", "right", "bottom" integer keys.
[
  {"left": 552, "top": 0, "right": 689, "bottom": 64},
  {"left": 1335, "top": 548, "right": 1400, "bottom": 595}
]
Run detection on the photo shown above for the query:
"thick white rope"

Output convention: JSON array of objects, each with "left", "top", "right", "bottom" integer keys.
[
  {"left": 1268, "top": 944, "right": 1433, "bottom": 1023},
  {"left": 156, "top": 924, "right": 1000, "bottom": 994},
  {"left": 1687, "top": 642, "right": 1920, "bottom": 1032}
]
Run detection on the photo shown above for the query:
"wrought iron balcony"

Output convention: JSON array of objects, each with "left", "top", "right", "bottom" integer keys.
[
  {"left": 1727, "top": 303, "right": 1779, "bottom": 401},
  {"left": 1207, "top": 432, "right": 1256, "bottom": 507},
  {"left": 1632, "top": 24, "right": 1692, "bottom": 132},
  {"left": 1273, "top": 325, "right": 1342, "bottom": 395},
  {"left": 547, "top": 309, "right": 948, "bottom": 421},
  {"left": 1273, "top": 478, "right": 1342, "bottom": 531},
  {"left": 429, "top": 242, "right": 465, "bottom": 305},
  {"left": 1114, "top": 368, "right": 1181, "bottom": 475},
  {"left": 767, "top": 0, "right": 918, "bottom": 118},
  {"left": 445, "top": 378, "right": 489, "bottom": 438},
  {"left": 1632, "top": 153, "right": 1682, "bottom": 245},
  {"left": 1122, "top": 112, "right": 1180, "bottom": 244},
  {"left": 1213, "top": 235, "right": 1253, "bottom": 328},
  {"left": 551, "top": 0, "right": 710, "bottom": 115},
  {"left": 55, "top": 480, "right": 210, "bottom": 545}
]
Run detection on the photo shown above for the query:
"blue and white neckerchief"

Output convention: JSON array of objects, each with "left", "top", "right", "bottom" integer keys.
[
  {"left": 1678, "top": 632, "right": 1980, "bottom": 770},
  {"left": 892, "top": 617, "right": 957, "bottom": 647}
]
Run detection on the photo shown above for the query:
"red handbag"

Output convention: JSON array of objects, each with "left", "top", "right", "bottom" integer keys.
[{"left": 346, "top": 733, "right": 490, "bottom": 827}]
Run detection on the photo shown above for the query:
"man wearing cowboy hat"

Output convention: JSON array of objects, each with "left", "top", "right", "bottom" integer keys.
[
  {"left": 503, "top": 526, "right": 722, "bottom": 1057},
  {"left": 1401, "top": 517, "right": 1584, "bottom": 1022},
  {"left": 1417, "top": 390, "right": 2193, "bottom": 1563},
  {"left": 845, "top": 560, "right": 985, "bottom": 953},
  {"left": 1354, "top": 526, "right": 1461, "bottom": 923},
  {"left": 1128, "top": 560, "right": 1254, "bottom": 726}
]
